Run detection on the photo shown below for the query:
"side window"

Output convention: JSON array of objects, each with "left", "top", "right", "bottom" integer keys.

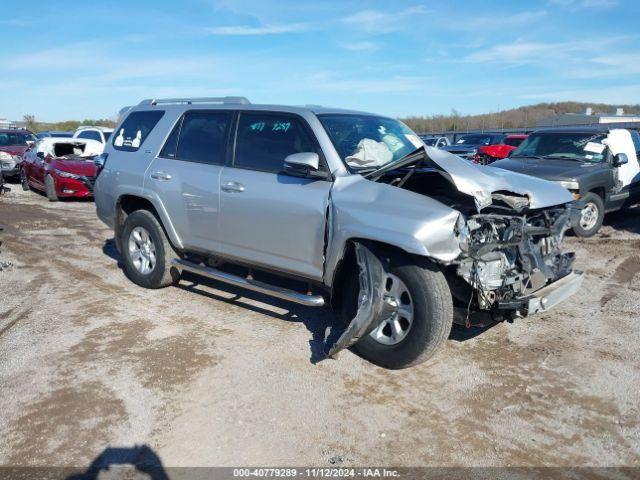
[
  {"left": 234, "top": 113, "right": 317, "bottom": 173},
  {"left": 113, "top": 111, "right": 164, "bottom": 152},
  {"left": 159, "top": 118, "right": 182, "bottom": 159},
  {"left": 631, "top": 130, "right": 640, "bottom": 154},
  {"left": 167, "top": 111, "right": 232, "bottom": 165}
]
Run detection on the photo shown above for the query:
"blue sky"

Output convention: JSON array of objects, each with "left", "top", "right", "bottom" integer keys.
[{"left": 1, "top": 0, "right": 639, "bottom": 122}]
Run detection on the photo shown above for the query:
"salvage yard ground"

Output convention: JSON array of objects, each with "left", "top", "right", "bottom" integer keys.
[{"left": 1, "top": 185, "right": 639, "bottom": 468}]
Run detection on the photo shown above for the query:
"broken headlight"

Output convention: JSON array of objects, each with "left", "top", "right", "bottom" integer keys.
[{"left": 555, "top": 180, "right": 579, "bottom": 190}]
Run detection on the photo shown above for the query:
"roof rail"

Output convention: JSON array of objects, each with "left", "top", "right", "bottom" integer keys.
[{"left": 139, "top": 97, "right": 251, "bottom": 106}]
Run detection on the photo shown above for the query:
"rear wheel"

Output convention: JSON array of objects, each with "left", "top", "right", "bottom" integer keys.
[
  {"left": 44, "top": 175, "right": 58, "bottom": 202},
  {"left": 574, "top": 192, "right": 604, "bottom": 237},
  {"left": 120, "top": 209, "right": 180, "bottom": 289},
  {"left": 343, "top": 253, "right": 453, "bottom": 369}
]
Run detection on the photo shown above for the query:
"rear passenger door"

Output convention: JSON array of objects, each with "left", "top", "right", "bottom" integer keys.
[
  {"left": 145, "top": 110, "right": 232, "bottom": 253},
  {"left": 218, "top": 111, "right": 332, "bottom": 281}
]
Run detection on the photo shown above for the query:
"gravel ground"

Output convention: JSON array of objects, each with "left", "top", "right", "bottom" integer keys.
[{"left": 0, "top": 183, "right": 639, "bottom": 471}]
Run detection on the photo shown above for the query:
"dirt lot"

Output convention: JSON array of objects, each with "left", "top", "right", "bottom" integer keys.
[{"left": 1, "top": 183, "right": 639, "bottom": 470}]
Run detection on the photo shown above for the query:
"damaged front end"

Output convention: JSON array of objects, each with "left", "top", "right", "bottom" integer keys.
[{"left": 453, "top": 205, "right": 583, "bottom": 324}]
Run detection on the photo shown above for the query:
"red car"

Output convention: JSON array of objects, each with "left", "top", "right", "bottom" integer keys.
[
  {"left": 475, "top": 134, "right": 528, "bottom": 164},
  {"left": 0, "top": 129, "right": 36, "bottom": 178},
  {"left": 21, "top": 137, "right": 102, "bottom": 201}
]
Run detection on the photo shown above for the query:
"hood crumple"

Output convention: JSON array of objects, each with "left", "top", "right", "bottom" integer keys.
[{"left": 425, "top": 147, "right": 573, "bottom": 211}]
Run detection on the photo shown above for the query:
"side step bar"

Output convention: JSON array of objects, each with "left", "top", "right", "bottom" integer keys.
[{"left": 171, "top": 259, "right": 326, "bottom": 307}]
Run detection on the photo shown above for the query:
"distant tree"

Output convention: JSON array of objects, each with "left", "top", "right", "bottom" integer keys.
[
  {"left": 23, "top": 114, "right": 38, "bottom": 132},
  {"left": 400, "top": 101, "right": 640, "bottom": 133}
]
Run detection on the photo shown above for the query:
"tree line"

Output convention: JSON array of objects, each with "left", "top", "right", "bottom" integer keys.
[
  {"left": 400, "top": 101, "right": 640, "bottom": 133},
  {"left": 22, "top": 115, "right": 116, "bottom": 133}
]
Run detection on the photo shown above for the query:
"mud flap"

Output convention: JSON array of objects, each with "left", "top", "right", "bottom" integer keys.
[{"left": 326, "top": 242, "right": 387, "bottom": 358}]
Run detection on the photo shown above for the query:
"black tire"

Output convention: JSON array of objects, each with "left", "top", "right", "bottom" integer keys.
[
  {"left": 20, "top": 168, "right": 30, "bottom": 191},
  {"left": 44, "top": 174, "right": 58, "bottom": 202},
  {"left": 573, "top": 192, "right": 604, "bottom": 238},
  {"left": 120, "top": 209, "right": 180, "bottom": 289},
  {"left": 344, "top": 253, "right": 453, "bottom": 369}
]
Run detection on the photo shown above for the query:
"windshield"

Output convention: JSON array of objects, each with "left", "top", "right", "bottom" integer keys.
[
  {"left": 504, "top": 136, "right": 526, "bottom": 147},
  {"left": 50, "top": 132, "right": 73, "bottom": 138},
  {"left": 318, "top": 114, "right": 422, "bottom": 170},
  {"left": 103, "top": 131, "right": 112, "bottom": 141},
  {"left": 455, "top": 134, "right": 495, "bottom": 146},
  {"left": 513, "top": 132, "right": 608, "bottom": 162},
  {"left": 0, "top": 132, "right": 35, "bottom": 146}
]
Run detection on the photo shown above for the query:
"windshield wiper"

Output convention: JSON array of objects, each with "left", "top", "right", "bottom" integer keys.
[
  {"left": 543, "top": 155, "right": 583, "bottom": 161},
  {"left": 510, "top": 154, "right": 545, "bottom": 159}
]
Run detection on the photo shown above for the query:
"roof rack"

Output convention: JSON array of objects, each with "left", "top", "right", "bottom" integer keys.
[{"left": 139, "top": 97, "right": 251, "bottom": 106}]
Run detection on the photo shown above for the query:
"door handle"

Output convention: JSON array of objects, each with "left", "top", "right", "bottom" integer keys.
[
  {"left": 151, "top": 171, "right": 172, "bottom": 181},
  {"left": 221, "top": 181, "right": 245, "bottom": 193}
]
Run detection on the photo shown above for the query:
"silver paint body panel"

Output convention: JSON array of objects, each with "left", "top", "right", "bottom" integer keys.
[{"left": 95, "top": 102, "right": 572, "bottom": 287}]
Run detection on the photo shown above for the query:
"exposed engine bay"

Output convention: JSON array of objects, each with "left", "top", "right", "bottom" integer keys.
[{"left": 377, "top": 164, "right": 580, "bottom": 321}]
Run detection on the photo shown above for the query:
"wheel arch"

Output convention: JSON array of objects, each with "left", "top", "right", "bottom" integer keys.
[
  {"left": 115, "top": 193, "right": 184, "bottom": 252},
  {"left": 328, "top": 237, "right": 435, "bottom": 311}
]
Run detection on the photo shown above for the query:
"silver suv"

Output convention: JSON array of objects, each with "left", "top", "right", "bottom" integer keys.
[{"left": 94, "top": 97, "right": 583, "bottom": 369}]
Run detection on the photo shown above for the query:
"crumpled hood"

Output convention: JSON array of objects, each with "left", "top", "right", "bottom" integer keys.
[
  {"left": 492, "top": 157, "right": 598, "bottom": 181},
  {"left": 425, "top": 147, "right": 573, "bottom": 210}
]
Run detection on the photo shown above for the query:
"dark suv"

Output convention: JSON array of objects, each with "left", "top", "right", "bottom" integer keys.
[
  {"left": 493, "top": 126, "right": 640, "bottom": 237},
  {"left": 441, "top": 133, "right": 505, "bottom": 160}
]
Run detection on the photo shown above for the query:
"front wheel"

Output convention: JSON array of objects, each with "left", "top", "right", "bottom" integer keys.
[
  {"left": 20, "top": 168, "right": 30, "bottom": 191},
  {"left": 573, "top": 192, "right": 604, "bottom": 237},
  {"left": 44, "top": 174, "right": 58, "bottom": 201},
  {"left": 120, "top": 209, "right": 180, "bottom": 289},
  {"left": 343, "top": 254, "right": 453, "bottom": 369}
]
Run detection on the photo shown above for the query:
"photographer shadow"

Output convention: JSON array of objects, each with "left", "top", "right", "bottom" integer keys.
[{"left": 66, "top": 445, "right": 169, "bottom": 480}]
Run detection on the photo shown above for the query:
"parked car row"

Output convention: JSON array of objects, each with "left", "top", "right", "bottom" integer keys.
[
  {"left": 6, "top": 99, "right": 637, "bottom": 369},
  {"left": 0, "top": 125, "right": 113, "bottom": 200},
  {"left": 418, "top": 126, "right": 640, "bottom": 237}
]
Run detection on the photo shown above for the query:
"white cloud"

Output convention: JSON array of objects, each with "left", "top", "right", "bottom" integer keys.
[
  {"left": 464, "top": 36, "right": 632, "bottom": 65},
  {"left": 340, "top": 41, "right": 378, "bottom": 52},
  {"left": 341, "top": 5, "right": 428, "bottom": 34},
  {"left": 549, "top": 0, "right": 617, "bottom": 9},
  {"left": 206, "top": 23, "right": 309, "bottom": 35},
  {"left": 518, "top": 84, "right": 640, "bottom": 103}
]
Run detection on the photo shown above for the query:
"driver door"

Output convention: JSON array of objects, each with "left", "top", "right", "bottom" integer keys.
[{"left": 218, "top": 111, "right": 332, "bottom": 281}]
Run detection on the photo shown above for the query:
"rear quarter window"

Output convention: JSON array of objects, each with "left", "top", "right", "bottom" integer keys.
[{"left": 113, "top": 111, "right": 165, "bottom": 152}]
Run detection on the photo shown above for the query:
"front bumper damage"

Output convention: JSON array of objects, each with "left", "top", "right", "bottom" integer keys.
[
  {"left": 453, "top": 205, "right": 582, "bottom": 321},
  {"left": 327, "top": 205, "right": 583, "bottom": 356},
  {"left": 524, "top": 271, "right": 584, "bottom": 315}
]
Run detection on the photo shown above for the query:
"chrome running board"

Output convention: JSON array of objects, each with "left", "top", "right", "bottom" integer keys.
[{"left": 171, "top": 259, "right": 326, "bottom": 307}]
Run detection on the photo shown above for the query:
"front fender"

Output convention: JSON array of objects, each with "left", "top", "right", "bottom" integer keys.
[{"left": 324, "top": 175, "right": 462, "bottom": 286}]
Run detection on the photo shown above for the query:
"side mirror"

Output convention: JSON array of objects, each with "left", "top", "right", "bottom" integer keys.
[
  {"left": 36, "top": 151, "right": 45, "bottom": 159},
  {"left": 613, "top": 153, "right": 628, "bottom": 166},
  {"left": 283, "top": 152, "right": 326, "bottom": 179}
]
